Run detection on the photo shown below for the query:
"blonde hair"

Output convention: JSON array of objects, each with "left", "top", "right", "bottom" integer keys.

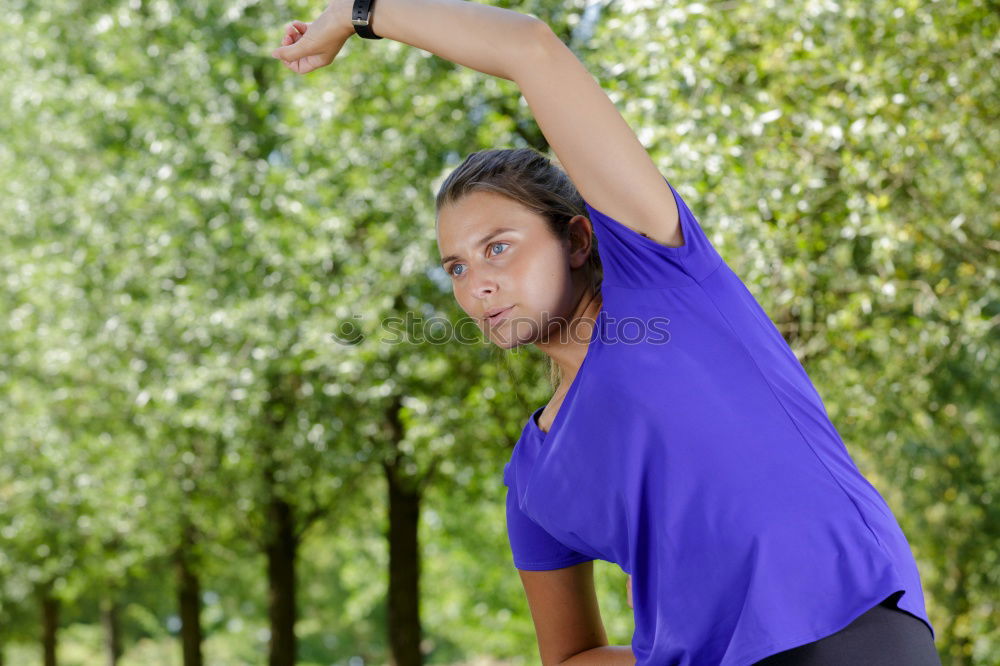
[{"left": 435, "top": 147, "right": 603, "bottom": 390}]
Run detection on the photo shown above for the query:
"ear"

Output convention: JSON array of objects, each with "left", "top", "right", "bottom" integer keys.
[{"left": 565, "top": 214, "right": 595, "bottom": 270}]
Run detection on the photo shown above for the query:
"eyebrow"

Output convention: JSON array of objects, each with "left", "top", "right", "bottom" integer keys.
[{"left": 440, "top": 227, "right": 519, "bottom": 267}]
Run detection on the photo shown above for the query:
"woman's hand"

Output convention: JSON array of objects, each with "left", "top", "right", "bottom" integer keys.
[
  {"left": 270, "top": 1, "right": 355, "bottom": 74},
  {"left": 627, "top": 575, "right": 633, "bottom": 609}
]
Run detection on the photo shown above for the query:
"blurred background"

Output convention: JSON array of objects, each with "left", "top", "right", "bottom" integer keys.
[{"left": 0, "top": 0, "right": 996, "bottom": 664}]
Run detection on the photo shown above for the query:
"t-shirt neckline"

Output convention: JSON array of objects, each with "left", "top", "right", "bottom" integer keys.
[{"left": 528, "top": 306, "right": 604, "bottom": 441}]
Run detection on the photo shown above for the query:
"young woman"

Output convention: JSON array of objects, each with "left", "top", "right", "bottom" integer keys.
[{"left": 271, "top": 2, "right": 942, "bottom": 664}]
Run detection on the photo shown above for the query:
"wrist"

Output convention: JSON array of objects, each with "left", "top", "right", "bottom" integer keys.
[{"left": 330, "top": 0, "right": 361, "bottom": 40}]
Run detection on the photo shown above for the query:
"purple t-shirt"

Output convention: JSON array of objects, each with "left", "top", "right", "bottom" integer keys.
[{"left": 502, "top": 177, "right": 934, "bottom": 665}]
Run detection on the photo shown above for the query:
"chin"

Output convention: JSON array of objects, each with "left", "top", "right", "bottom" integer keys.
[
  {"left": 485, "top": 317, "right": 538, "bottom": 350},
  {"left": 480, "top": 325, "right": 518, "bottom": 350},
  {"left": 493, "top": 337, "right": 527, "bottom": 351}
]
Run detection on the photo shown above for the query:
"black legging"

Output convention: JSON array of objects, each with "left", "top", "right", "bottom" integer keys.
[{"left": 753, "top": 592, "right": 942, "bottom": 665}]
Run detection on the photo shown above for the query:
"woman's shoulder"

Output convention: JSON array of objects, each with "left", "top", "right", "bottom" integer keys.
[{"left": 585, "top": 176, "right": 725, "bottom": 288}]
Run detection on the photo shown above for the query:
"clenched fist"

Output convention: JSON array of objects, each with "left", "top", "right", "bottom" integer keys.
[{"left": 270, "top": 0, "right": 356, "bottom": 74}]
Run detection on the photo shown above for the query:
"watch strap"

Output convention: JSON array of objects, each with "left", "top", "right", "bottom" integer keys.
[{"left": 352, "top": 0, "right": 383, "bottom": 39}]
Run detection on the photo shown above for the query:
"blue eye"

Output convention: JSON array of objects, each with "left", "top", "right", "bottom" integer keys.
[{"left": 448, "top": 242, "right": 509, "bottom": 277}]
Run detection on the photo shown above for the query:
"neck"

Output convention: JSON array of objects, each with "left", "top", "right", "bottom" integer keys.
[{"left": 535, "top": 285, "right": 602, "bottom": 391}]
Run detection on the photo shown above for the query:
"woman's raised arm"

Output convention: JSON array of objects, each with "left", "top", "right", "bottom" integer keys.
[
  {"left": 271, "top": 0, "right": 542, "bottom": 81},
  {"left": 272, "top": 0, "right": 682, "bottom": 248}
]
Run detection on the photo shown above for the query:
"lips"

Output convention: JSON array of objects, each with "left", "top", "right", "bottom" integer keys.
[{"left": 484, "top": 305, "right": 513, "bottom": 322}]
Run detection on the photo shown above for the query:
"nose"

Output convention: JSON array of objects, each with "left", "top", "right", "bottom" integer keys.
[
  {"left": 474, "top": 283, "right": 497, "bottom": 299},
  {"left": 469, "top": 270, "right": 500, "bottom": 301}
]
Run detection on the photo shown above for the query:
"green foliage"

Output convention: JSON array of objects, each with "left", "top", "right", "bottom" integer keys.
[{"left": 0, "top": 0, "right": 995, "bottom": 664}]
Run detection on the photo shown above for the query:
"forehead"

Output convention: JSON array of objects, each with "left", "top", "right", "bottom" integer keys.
[{"left": 436, "top": 190, "right": 545, "bottom": 255}]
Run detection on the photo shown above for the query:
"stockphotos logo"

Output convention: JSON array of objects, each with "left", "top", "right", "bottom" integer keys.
[{"left": 329, "top": 311, "right": 670, "bottom": 346}]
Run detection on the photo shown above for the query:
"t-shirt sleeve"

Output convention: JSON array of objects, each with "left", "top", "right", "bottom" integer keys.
[
  {"left": 583, "top": 175, "right": 724, "bottom": 288},
  {"left": 503, "top": 463, "right": 595, "bottom": 571}
]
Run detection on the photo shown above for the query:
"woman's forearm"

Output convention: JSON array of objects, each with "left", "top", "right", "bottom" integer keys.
[
  {"left": 561, "top": 645, "right": 636, "bottom": 665},
  {"left": 337, "top": 0, "right": 542, "bottom": 81}
]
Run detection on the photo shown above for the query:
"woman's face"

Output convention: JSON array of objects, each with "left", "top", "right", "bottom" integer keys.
[{"left": 437, "top": 190, "right": 590, "bottom": 349}]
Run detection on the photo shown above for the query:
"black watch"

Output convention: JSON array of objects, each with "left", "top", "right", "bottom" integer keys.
[{"left": 352, "top": 0, "right": 383, "bottom": 39}]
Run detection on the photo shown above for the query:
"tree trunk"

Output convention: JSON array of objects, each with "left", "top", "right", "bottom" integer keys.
[
  {"left": 385, "top": 463, "right": 424, "bottom": 666},
  {"left": 266, "top": 496, "right": 298, "bottom": 666},
  {"left": 101, "top": 598, "right": 123, "bottom": 666},
  {"left": 40, "top": 586, "right": 59, "bottom": 666},
  {"left": 175, "top": 525, "right": 204, "bottom": 666}
]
